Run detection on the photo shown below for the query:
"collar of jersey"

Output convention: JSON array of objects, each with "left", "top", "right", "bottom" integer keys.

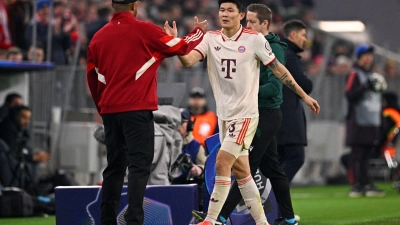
[{"left": 221, "top": 25, "right": 243, "bottom": 42}]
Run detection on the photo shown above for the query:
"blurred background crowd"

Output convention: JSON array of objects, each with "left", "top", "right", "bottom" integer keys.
[{"left": 1, "top": 0, "right": 398, "bottom": 77}]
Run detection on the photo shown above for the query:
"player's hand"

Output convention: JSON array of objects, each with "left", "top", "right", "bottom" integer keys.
[
  {"left": 302, "top": 95, "right": 320, "bottom": 114},
  {"left": 164, "top": 20, "right": 178, "bottom": 38},
  {"left": 194, "top": 16, "right": 208, "bottom": 32}
]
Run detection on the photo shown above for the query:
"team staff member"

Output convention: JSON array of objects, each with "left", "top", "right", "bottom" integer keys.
[
  {"left": 86, "top": 0, "right": 207, "bottom": 224},
  {"left": 276, "top": 20, "right": 313, "bottom": 183}
]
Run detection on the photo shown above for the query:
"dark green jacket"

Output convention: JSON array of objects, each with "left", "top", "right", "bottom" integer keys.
[{"left": 258, "top": 33, "right": 287, "bottom": 109}]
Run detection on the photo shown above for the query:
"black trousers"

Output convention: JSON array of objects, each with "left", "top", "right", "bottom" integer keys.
[
  {"left": 220, "top": 109, "right": 295, "bottom": 219},
  {"left": 350, "top": 145, "right": 374, "bottom": 186},
  {"left": 277, "top": 144, "right": 305, "bottom": 183},
  {"left": 101, "top": 111, "right": 154, "bottom": 225}
]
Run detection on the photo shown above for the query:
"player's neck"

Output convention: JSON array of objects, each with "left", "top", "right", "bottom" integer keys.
[
  {"left": 222, "top": 24, "right": 242, "bottom": 38},
  {"left": 261, "top": 30, "right": 269, "bottom": 36}
]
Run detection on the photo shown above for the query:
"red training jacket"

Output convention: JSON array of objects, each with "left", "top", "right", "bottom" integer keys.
[{"left": 87, "top": 12, "right": 204, "bottom": 114}]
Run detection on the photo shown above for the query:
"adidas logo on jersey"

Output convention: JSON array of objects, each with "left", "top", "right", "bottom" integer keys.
[{"left": 214, "top": 46, "right": 221, "bottom": 51}]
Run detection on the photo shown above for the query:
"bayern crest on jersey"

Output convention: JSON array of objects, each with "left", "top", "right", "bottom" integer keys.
[{"left": 238, "top": 46, "right": 246, "bottom": 53}]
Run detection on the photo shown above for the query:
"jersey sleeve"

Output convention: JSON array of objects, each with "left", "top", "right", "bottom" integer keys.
[
  {"left": 86, "top": 46, "right": 101, "bottom": 112},
  {"left": 146, "top": 23, "right": 205, "bottom": 59},
  {"left": 193, "top": 32, "right": 210, "bottom": 60},
  {"left": 254, "top": 33, "right": 276, "bottom": 66}
]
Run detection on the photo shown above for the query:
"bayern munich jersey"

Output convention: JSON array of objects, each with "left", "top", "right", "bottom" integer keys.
[{"left": 194, "top": 26, "right": 276, "bottom": 120}]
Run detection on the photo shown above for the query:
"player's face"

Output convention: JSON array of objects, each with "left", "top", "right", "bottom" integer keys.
[
  {"left": 246, "top": 11, "right": 264, "bottom": 33},
  {"left": 219, "top": 3, "right": 244, "bottom": 29},
  {"left": 292, "top": 28, "right": 307, "bottom": 49}
]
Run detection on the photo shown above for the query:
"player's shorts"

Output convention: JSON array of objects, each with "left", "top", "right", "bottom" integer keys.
[{"left": 218, "top": 117, "right": 259, "bottom": 159}]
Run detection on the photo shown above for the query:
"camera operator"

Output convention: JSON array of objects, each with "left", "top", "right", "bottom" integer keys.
[
  {"left": 171, "top": 110, "right": 206, "bottom": 184},
  {"left": 0, "top": 105, "right": 50, "bottom": 193}
]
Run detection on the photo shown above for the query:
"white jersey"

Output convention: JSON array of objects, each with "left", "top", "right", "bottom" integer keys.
[{"left": 195, "top": 26, "right": 276, "bottom": 120}]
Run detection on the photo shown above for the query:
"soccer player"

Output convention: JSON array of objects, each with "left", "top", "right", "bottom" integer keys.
[
  {"left": 192, "top": 4, "right": 298, "bottom": 225},
  {"left": 166, "top": 0, "right": 319, "bottom": 224}
]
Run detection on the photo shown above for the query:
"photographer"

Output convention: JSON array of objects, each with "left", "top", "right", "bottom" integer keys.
[
  {"left": 0, "top": 106, "right": 50, "bottom": 193},
  {"left": 171, "top": 110, "right": 206, "bottom": 184}
]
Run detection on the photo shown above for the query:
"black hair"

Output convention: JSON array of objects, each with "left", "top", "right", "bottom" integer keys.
[
  {"left": 5, "top": 93, "right": 22, "bottom": 105},
  {"left": 283, "top": 19, "right": 307, "bottom": 38},
  {"left": 9, "top": 105, "right": 31, "bottom": 119},
  {"left": 218, "top": 0, "right": 245, "bottom": 13}
]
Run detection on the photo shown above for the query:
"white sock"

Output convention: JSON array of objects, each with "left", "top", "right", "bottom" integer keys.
[
  {"left": 238, "top": 175, "right": 268, "bottom": 224},
  {"left": 207, "top": 176, "right": 231, "bottom": 221}
]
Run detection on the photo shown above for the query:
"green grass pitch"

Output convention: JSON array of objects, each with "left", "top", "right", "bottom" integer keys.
[{"left": 0, "top": 182, "right": 398, "bottom": 225}]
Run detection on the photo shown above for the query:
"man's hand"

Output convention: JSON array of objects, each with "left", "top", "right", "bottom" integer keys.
[
  {"left": 302, "top": 95, "right": 320, "bottom": 114},
  {"left": 194, "top": 16, "right": 208, "bottom": 32},
  {"left": 189, "top": 164, "right": 203, "bottom": 177},
  {"left": 33, "top": 151, "right": 51, "bottom": 162},
  {"left": 164, "top": 20, "right": 178, "bottom": 37}
]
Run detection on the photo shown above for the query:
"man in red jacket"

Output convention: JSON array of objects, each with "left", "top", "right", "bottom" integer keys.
[{"left": 86, "top": 0, "right": 207, "bottom": 224}]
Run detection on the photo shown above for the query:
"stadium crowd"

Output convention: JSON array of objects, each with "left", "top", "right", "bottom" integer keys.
[{"left": 1, "top": 0, "right": 398, "bottom": 76}]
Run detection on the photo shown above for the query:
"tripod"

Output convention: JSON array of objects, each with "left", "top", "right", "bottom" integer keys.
[{"left": 8, "top": 145, "right": 38, "bottom": 195}]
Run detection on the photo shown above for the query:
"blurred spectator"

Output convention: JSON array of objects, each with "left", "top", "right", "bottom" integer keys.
[
  {"left": 187, "top": 87, "right": 218, "bottom": 147},
  {"left": 27, "top": 44, "right": 45, "bottom": 62},
  {"left": 0, "top": 48, "right": 6, "bottom": 59},
  {"left": 172, "top": 109, "right": 206, "bottom": 184},
  {"left": 0, "top": 105, "right": 50, "bottom": 194},
  {"left": 6, "top": 46, "right": 23, "bottom": 61},
  {"left": 7, "top": 0, "right": 33, "bottom": 49},
  {"left": 384, "top": 59, "right": 399, "bottom": 77},
  {"left": 24, "top": 0, "right": 71, "bottom": 65},
  {"left": 329, "top": 55, "right": 353, "bottom": 76},
  {"left": 86, "top": 6, "right": 111, "bottom": 43},
  {"left": 0, "top": 92, "right": 23, "bottom": 122},
  {"left": 0, "top": 0, "right": 12, "bottom": 49},
  {"left": 307, "top": 54, "right": 323, "bottom": 76},
  {"left": 345, "top": 44, "right": 386, "bottom": 197}
]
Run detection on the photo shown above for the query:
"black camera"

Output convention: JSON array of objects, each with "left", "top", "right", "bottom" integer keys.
[{"left": 170, "top": 153, "right": 193, "bottom": 174}]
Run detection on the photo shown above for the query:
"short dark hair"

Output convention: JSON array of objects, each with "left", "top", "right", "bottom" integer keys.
[
  {"left": 218, "top": 0, "right": 245, "bottom": 13},
  {"left": 5, "top": 93, "right": 22, "bottom": 105},
  {"left": 9, "top": 105, "right": 31, "bottom": 118},
  {"left": 247, "top": 4, "right": 272, "bottom": 29},
  {"left": 6, "top": 47, "right": 22, "bottom": 59},
  {"left": 283, "top": 19, "right": 307, "bottom": 38}
]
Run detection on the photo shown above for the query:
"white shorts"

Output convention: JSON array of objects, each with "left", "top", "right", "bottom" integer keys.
[{"left": 218, "top": 117, "right": 259, "bottom": 159}]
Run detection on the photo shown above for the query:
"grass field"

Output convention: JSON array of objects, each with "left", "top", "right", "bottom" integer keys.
[{"left": 0, "top": 183, "right": 399, "bottom": 225}]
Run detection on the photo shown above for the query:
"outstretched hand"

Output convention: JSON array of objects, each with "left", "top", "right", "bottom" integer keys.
[
  {"left": 194, "top": 16, "right": 208, "bottom": 32},
  {"left": 164, "top": 20, "right": 178, "bottom": 37},
  {"left": 303, "top": 95, "right": 320, "bottom": 114}
]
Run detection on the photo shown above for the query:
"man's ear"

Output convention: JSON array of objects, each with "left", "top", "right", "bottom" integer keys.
[
  {"left": 131, "top": 2, "right": 137, "bottom": 11},
  {"left": 263, "top": 20, "right": 269, "bottom": 28},
  {"left": 239, "top": 12, "right": 245, "bottom": 20}
]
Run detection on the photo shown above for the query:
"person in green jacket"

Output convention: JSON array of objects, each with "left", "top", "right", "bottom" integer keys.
[{"left": 192, "top": 3, "right": 298, "bottom": 225}]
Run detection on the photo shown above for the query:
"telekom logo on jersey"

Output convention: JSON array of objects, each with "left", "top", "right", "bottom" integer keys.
[{"left": 221, "top": 59, "right": 236, "bottom": 79}]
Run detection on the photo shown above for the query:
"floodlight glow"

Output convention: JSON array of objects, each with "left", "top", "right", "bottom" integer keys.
[{"left": 317, "top": 21, "right": 365, "bottom": 32}]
